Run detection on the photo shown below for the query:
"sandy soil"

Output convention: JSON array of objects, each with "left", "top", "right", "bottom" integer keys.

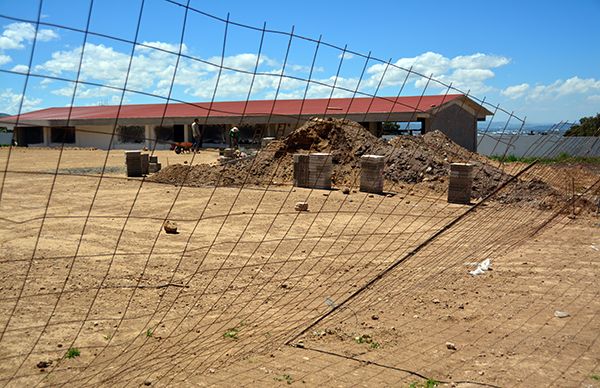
[{"left": 0, "top": 147, "right": 598, "bottom": 387}]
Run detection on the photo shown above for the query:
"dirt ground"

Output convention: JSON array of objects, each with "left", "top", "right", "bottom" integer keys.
[{"left": 0, "top": 146, "right": 599, "bottom": 387}]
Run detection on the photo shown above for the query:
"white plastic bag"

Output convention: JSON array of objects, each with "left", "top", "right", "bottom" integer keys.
[{"left": 469, "top": 259, "right": 492, "bottom": 276}]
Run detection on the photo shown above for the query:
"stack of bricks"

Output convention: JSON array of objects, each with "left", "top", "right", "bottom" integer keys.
[
  {"left": 447, "top": 163, "right": 473, "bottom": 204},
  {"left": 148, "top": 155, "right": 161, "bottom": 173},
  {"left": 140, "top": 153, "right": 149, "bottom": 175},
  {"left": 293, "top": 153, "right": 332, "bottom": 190},
  {"left": 308, "top": 153, "right": 332, "bottom": 189},
  {"left": 125, "top": 150, "right": 142, "bottom": 177},
  {"left": 293, "top": 154, "right": 309, "bottom": 187},
  {"left": 360, "top": 155, "right": 385, "bottom": 194}
]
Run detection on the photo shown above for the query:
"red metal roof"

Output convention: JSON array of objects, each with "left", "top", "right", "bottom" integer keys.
[{"left": 2, "top": 94, "right": 477, "bottom": 124}]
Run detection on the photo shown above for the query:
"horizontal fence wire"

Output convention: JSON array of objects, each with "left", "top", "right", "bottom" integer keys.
[{"left": 0, "top": 0, "right": 598, "bottom": 387}]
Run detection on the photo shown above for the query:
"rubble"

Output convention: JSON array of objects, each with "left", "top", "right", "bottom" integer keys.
[{"left": 148, "top": 117, "right": 563, "bottom": 206}]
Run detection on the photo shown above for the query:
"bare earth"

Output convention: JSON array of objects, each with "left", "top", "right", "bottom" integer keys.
[{"left": 0, "top": 147, "right": 598, "bottom": 387}]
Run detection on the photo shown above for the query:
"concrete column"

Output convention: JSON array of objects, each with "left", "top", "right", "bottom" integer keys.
[
  {"left": 184, "top": 124, "right": 189, "bottom": 142},
  {"left": 472, "top": 118, "right": 478, "bottom": 152},
  {"left": 419, "top": 118, "right": 431, "bottom": 134},
  {"left": 368, "top": 122, "right": 378, "bottom": 136},
  {"left": 145, "top": 125, "right": 153, "bottom": 149},
  {"left": 43, "top": 127, "right": 51, "bottom": 146}
]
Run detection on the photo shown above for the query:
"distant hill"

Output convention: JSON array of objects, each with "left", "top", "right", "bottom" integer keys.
[{"left": 478, "top": 122, "right": 576, "bottom": 135}]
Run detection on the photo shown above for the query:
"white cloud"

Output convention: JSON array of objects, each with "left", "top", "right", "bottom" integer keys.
[
  {"left": 501, "top": 83, "right": 530, "bottom": 99},
  {"left": 37, "top": 43, "right": 169, "bottom": 91},
  {"left": 138, "top": 41, "right": 188, "bottom": 54},
  {"left": 30, "top": 42, "right": 516, "bottom": 107},
  {"left": 0, "top": 26, "right": 595, "bottom": 125},
  {"left": 289, "top": 64, "right": 324, "bottom": 73},
  {"left": 450, "top": 53, "right": 510, "bottom": 70},
  {"left": 500, "top": 77, "right": 600, "bottom": 108},
  {"left": 10, "top": 64, "right": 29, "bottom": 73},
  {"left": 528, "top": 77, "right": 600, "bottom": 100},
  {"left": 587, "top": 95, "right": 600, "bottom": 103},
  {"left": 0, "top": 23, "right": 58, "bottom": 92},
  {"left": 0, "top": 89, "right": 42, "bottom": 114},
  {"left": 499, "top": 77, "right": 600, "bottom": 122},
  {"left": 39, "top": 78, "right": 53, "bottom": 88},
  {"left": 51, "top": 84, "right": 116, "bottom": 99},
  {"left": 35, "top": 43, "right": 301, "bottom": 101},
  {"left": 0, "top": 22, "right": 58, "bottom": 50},
  {"left": 337, "top": 52, "right": 355, "bottom": 60},
  {"left": 369, "top": 51, "right": 451, "bottom": 80},
  {"left": 366, "top": 51, "right": 510, "bottom": 95}
]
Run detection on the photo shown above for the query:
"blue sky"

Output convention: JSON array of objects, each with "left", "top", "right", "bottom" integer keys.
[{"left": 0, "top": 0, "right": 599, "bottom": 124}]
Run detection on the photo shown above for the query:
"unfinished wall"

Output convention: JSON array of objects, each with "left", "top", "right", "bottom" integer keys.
[
  {"left": 0, "top": 132, "right": 13, "bottom": 145},
  {"left": 75, "top": 125, "right": 170, "bottom": 150},
  {"left": 426, "top": 104, "right": 477, "bottom": 152}
]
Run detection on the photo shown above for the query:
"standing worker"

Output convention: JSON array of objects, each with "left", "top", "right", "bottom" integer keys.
[
  {"left": 191, "top": 118, "right": 202, "bottom": 152},
  {"left": 229, "top": 126, "right": 240, "bottom": 149}
]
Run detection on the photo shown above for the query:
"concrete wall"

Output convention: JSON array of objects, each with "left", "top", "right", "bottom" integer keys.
[
  {"left": 0, "top": 132, "right": 13, "bottom": 145},
  {"left": 477, "top": 133, "right": 600, "bottom": 158},
  {"left": 75, "top": 125, "right": 167, "bottom": 149},
  {"left": 427, "top": 104, "right": 477, "bottom": 152},
  {"left": 25, "top": 125, "right": 171, "bottom": 150}
]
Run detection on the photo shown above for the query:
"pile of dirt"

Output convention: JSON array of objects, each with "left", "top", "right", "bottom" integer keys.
[{"left": 149, "top": 117, "right": 563, "bottom": 204}]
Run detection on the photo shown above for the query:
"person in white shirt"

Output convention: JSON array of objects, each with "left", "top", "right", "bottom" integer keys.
[
  {"left": 191, "top": 118, "right": 202, "bottom": 152},
  {"left": 229, "top": 126, "right": 240, "bottom": 148}
]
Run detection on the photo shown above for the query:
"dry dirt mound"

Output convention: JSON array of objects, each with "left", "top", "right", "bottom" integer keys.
[{"left": 149, "top": 117, "right": 564, "bottom": 204}]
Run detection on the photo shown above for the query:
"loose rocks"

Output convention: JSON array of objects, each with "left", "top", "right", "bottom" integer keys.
[
  {"left": 295, "top": 202, "right": 309, "bottom": 212},
  {"left": 163, "top": 221, "right": 178, "bottom": 234},
  {"left": 37, "top": 360, "right": 52, "bottom": 369}
]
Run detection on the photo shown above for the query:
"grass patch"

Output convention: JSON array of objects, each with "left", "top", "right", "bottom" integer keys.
[
  {"left": 591, "top": 374, "right": 600, "bottom": 381},
  {"left": 408, "top": 378, "right": 439, "bottom": 388},
  {"left": 146, "top": 328, "right": 153, "bottom": 337},
  {"left": 489, "top": 153, "right": 600, "bottom": 165},
  {"left": 354, "top": 334, "right": 380, "bottom": 349},
  {"left": 223, "top": 327, "right": 239, "bottom": 340},
  {"left": 274, "top": 374, "right": 293, "bottom": 384},
  {"left": 223, "top": 321, "right": 246, "bottom": 340},
  {"left": 65, "top": 347, "right": 80, "bottom": 359}
]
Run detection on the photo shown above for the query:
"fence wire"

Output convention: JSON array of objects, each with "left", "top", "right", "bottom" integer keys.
[{"left": 0, "top": 1, "right": 598, "bottom": 387}]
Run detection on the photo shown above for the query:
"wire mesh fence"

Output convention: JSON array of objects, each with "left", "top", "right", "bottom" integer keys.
[{"left": 0, "top": 0, "right": 599, "bottom": 386}]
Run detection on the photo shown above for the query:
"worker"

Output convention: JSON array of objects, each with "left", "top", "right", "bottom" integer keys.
[
  {"left": 191, "top": 118, "right": 202, "bottom": 152},
  {"left": 229, "top": 126, "right": 240, "bottom": 149}
]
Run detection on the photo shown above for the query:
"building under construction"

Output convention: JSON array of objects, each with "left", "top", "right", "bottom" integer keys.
[{"left": 1, "top": 94, "right": 491, "bottom": 152}]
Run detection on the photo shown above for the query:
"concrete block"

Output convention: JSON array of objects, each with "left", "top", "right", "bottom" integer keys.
[{"left": 448, "top": 163, "right": 473, "bottom": 204}]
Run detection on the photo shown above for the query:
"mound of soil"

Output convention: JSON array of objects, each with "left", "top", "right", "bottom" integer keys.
[{"left": 149, "top": 117, "right": 563, "bottom": 204}]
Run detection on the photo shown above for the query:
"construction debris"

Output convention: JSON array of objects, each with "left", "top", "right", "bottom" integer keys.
[
  {"left": 148, "top": 117, "right": 564, "bottom": 208},
  {"left": 125, "top": 151, "right": 161, "bottom": 176},
  {"left": 295, "top": 202, "right": 309, "bottom": 212},
  {"left": 163, "top": 220, "right": 178, "bottom": 234}
]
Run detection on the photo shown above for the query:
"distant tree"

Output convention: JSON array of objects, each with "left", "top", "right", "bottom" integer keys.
[{"left": 564, "top": 113, "right": 600, "bottom": 136}]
